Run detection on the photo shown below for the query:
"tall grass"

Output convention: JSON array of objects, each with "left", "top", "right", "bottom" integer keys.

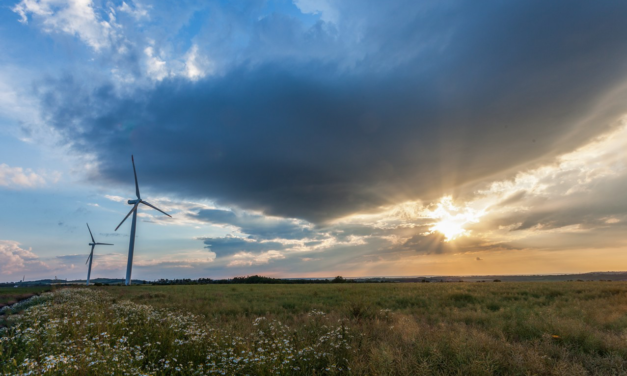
[{"left": 0, "top": 287, "right": 51, "bottom": 305}]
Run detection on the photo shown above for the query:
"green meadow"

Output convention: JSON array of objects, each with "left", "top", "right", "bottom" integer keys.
[
  {"left": 2, "top": 282, "right": 627, "bottom": 375},
  {"left": 0, "top": 287, "right": 51, "bottom": 306}
]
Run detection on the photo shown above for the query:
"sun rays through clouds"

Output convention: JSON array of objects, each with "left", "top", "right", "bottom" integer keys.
[{"left": 425, "top": 197, "right": 485, "bottom": 242}]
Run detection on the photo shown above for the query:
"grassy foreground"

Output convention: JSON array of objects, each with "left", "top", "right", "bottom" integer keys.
[
  {"left": 2, "top": 282, "right": 627, "bottom": 375},
  {"left": 0, "top": 287, "right": 51, "bottom": 306}
]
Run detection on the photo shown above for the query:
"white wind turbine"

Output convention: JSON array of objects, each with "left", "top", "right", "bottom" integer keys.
[
  {"left": 85, "top": 223, "right": 113, "bottom": 286},
  {"left": 115, "top": 155, "right": 171, "bottom": 285}
]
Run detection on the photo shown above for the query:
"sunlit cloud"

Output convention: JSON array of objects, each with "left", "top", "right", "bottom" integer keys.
[
  {"left": 324, "top": 120, "right": 627, "bottom": 258},
  {"left": 0, "top": 163, "right": 48, "bottom": 188},
  {"left": 0, "top": 240, "right": 47, "bottom": 275},
  {"left": 118, "top": 1, "right": 150, "bottom": 20},
  {"left": 13, "top": 0, "right": 124, "bottom": 52},
  {"left": 104, "top": 195, "right": 126, "bottom": 202},
  {"left": 424, "top": 197, "right": 484, "bottom": 241},
  {"left": 228, "top": 250, "right": 286, "bottom": 267},
  {"left": 184, "top": 44, "right": 213, "bottom": 80},
  {"left": 144, "top": 46, "right": 169, "bottom": 81},
  {"left": 410, "top": 120, "right": 627, "bottom": 248},
  {"left": 136, "top": 249, "right": 216, "bottom": 268}
]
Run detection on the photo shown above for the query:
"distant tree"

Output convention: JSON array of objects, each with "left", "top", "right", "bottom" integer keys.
[
  {"left": 493, "top": 279, "right": 501, "bottom": 282},
  {"left": 232, "top": 275, "right": 283, "bottom": 284},
  {"left": 332, "top": 276, "right": 346, "bottom": 283}
]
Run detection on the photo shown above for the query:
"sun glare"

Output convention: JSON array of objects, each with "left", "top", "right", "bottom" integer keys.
[
  {"left": 427, "top": 197, "right": 483, "bottom": 241},
  {"left": 430, "top": 218, "right": 467, "bottom": 241}
]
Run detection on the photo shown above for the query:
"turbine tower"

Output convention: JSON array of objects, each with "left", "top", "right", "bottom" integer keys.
[
  {"left": 115, "top": 155, "right": 171, "bottom": 285},
  {"left": 86, "top": 223, "right": 113, "bottom": 286}
]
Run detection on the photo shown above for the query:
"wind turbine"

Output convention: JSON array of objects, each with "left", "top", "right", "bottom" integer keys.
[
  {"left": 115, "top": 155, "right": 171, "bottom": 285},
  {"left": 86, "top": 223, "right": 113, "bottom": 286}
]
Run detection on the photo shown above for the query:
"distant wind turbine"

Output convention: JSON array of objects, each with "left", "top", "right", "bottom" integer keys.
[
  {"left": 86, "top": 223, "right": 113, "bottom": 286},
  {"left": 115, "top": 155, "right": 171, "bottom": 285}
]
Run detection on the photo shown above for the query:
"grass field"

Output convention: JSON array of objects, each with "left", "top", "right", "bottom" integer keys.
[
  {"left": 0, "top": 287, "right": 52, "bottom": 306},
  {"left": 2, "top": 282, "right": 627, "bottom": 375}
]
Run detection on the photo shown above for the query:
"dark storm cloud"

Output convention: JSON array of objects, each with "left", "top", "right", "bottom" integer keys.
[{"left": 40, "top": 0, "right": 627, "bottom": 223}]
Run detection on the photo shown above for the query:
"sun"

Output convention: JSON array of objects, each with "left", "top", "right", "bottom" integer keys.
[
  {"left": 427, "top": 197, "right": 483, "bottom": 241},
  {"left": 430, "top": 217, "right": 468, "bottom": 241}
]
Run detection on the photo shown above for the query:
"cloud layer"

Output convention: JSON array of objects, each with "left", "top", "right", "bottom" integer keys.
[
  {"left": 34, "top": 1, "right": 627, "bottom": 224},
  {"left": 5, "top": 0, "right": 627, "bottom": 279}
]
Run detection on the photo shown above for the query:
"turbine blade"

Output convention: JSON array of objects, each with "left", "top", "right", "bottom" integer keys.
[
  {"left": 87, "top": 223, "right": 95, "bottom": 243},
  {"left": 96, "top": 243, "right": 114, "bottom": 245},
  {"left": 132, "top": 155, "right": 140, "bottom": 199},
  {"left": 86, "top": 245, "right": 95, "bottom": 264},
  {"left": 141, "top": 201, "right": 172, "bottom": 217},
  {"left": 115, "top": 203, "right": 139, "bottom": 231}
]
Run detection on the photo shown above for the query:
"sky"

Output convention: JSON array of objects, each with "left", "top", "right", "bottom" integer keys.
[{"left": 2, "top": 0, "right": 627, "bottom": 282}]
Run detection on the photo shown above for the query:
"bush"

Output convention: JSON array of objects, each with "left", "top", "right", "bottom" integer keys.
[{"left": 332, "top": 276, "right": 347, "bottom": 283}]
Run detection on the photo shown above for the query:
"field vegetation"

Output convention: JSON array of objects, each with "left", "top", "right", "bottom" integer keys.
[
  {"left": 0, "top": 287, "right": 51, "bottom": 305},
  {"left": 2, "top": 282, "right": 627, "bottom": 375}
]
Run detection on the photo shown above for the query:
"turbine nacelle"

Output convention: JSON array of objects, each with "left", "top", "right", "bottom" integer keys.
[{"left": 128, "top": 199, "right": 140, "bottom": 205}]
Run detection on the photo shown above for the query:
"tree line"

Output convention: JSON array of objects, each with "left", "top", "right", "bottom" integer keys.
[{"left": 150, "top": 275, "right": 357, "bottom": 285}]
